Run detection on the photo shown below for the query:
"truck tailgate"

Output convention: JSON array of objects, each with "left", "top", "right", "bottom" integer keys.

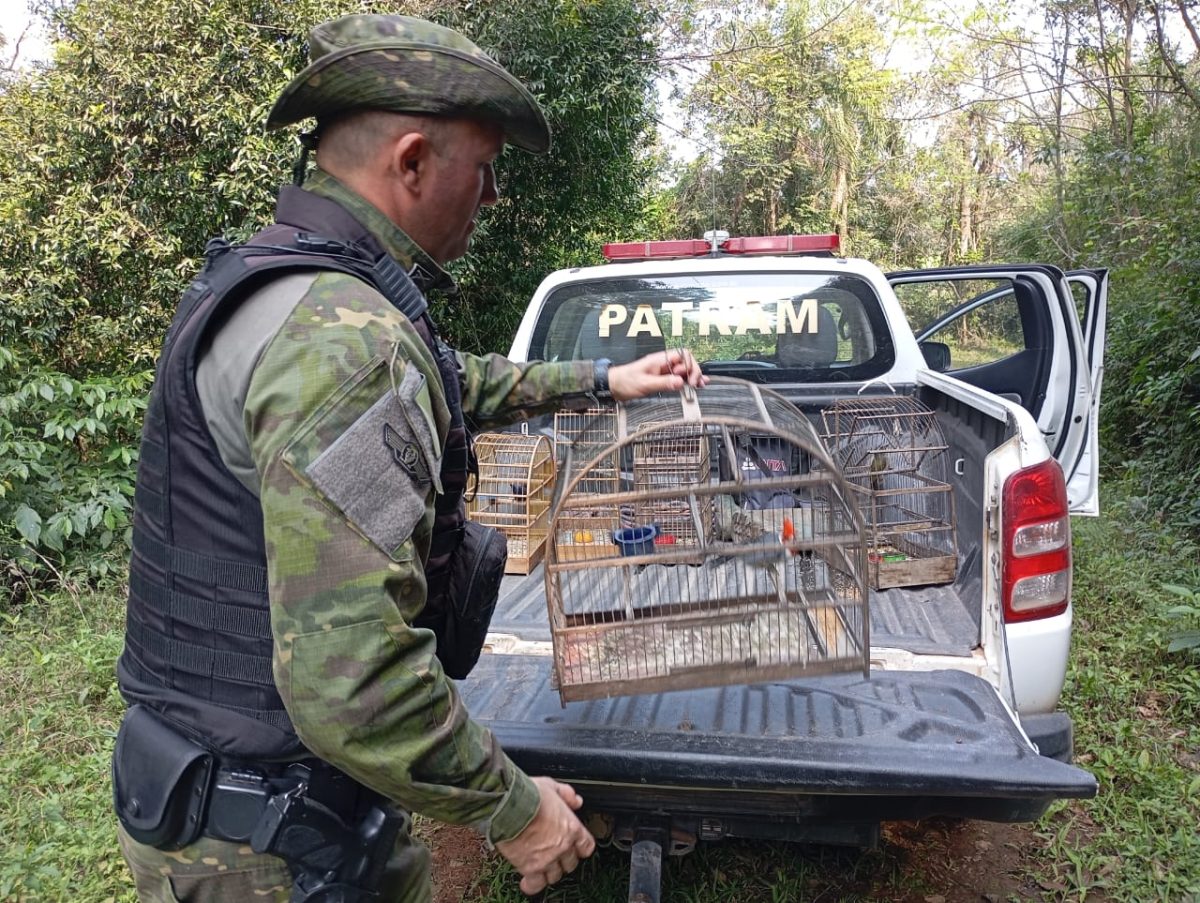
[{"left": 460, "top": 657, "right": 1096, "bottom": 826}]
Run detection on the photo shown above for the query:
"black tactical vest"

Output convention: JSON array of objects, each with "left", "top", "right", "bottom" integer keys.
[{"left": 119, "top": 187, "right": 470, "bottom": 758}]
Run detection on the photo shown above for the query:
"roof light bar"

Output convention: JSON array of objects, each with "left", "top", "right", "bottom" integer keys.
[
  {"left": 601, "top": 239, "right": 714, "bottom": 261},
  {"left": 601, "top": 233, "right": 841, "bottom": 262}
]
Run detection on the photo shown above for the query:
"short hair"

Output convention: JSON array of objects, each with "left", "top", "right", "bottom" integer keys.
[{"left": 315, "top": 111, "right": 449, "bottom": 173}]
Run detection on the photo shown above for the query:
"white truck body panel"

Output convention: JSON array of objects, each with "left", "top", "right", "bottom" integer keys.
[{"left": 508, "top": 253, "right": 1099, "bottom": 717}]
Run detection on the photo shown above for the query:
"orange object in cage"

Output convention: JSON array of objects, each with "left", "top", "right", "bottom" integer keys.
[{"left": 468, "top": 433, "right": 555, "bottom": 575}]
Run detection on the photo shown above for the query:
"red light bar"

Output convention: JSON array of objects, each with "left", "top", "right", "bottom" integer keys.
[
  {"left": 601, "top": 239, "right": 713, "bottom": 260},
  {"left": 724, "top": 234, "right": 840, "bottom": 254},
  {"left": 601, "top": 234, "right": 840, "bottom": 261}
]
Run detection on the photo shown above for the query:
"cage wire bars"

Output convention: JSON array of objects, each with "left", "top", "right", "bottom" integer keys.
[
  {"left": 820, "top": 396, "right": 958, "bottom": 590},
  {"left": 546, "top": 379, "right": 870, "bottom": 703}
]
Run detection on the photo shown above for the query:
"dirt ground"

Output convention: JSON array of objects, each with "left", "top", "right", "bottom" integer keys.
[
  {"left": 418, "top": 817, "right": 1060, "bottom": 902},
  {"left": 417, "top": 822, "right": 493, "bottom": 903},
  {"left": 880, "top": 819, "right": 1047, "bottom": 902}
]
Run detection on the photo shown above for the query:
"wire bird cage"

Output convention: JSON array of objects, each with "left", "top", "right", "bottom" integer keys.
[
  {"left": 552, "top": 408, "right": 620, "bottom": 562},
  {"left": 546, "top": 379, "right": 870, "bottom": 703},
  {"left": 632, "top": 423, "right": 713, "bottom": 551},
  {"left": 820, "top": 396, "right": 957, "bottom": 590},
  {"left": 467, "top": 433, "right": 555, "bottom": 574}
]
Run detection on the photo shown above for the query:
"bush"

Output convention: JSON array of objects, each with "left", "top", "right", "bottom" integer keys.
[
  {"left": 1163, "top": 584, "right": 1200, "bottom": 659},
  {"left": 0, "top": 0, "right": 661, "bottom": 594},
  {"left": 0, "top": 348, "right": 150, "bottom": 599}
]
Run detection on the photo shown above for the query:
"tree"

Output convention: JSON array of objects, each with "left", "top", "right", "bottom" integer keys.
[
  {"left": 433, "top": 0, "right": 660, "bottom": 350},
  {"left": 0, "top": 0, "right": 662, "bottom": 592},
  {"left": 668, "top": 0, "right": 898, "bottom": 248}
]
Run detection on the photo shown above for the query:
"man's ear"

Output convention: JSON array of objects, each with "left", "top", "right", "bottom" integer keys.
[{"left": 391, "top": 131, "right": 430, "bottom": 193}]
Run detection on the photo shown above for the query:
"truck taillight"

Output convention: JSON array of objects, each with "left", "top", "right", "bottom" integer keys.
[{"left": 1002, "top": 459, "right": 1072, "bottom": 623}]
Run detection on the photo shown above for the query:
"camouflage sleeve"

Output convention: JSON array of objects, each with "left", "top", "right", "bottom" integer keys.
[
  {"left": 243, "top": 272, "right": 540, "bottom": 844},
  {"left": 457, "top": 351, "right": 598, "bottom": 429}
]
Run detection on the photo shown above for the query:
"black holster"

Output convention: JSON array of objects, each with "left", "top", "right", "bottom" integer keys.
[
  {"left": 113, "top": 705, "right": 402, "bottom": 902},
  {"left": 414, "top": 520, "right": 507, "bottom": 679}
]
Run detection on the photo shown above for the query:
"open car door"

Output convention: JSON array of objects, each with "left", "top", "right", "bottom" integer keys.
[
  {"left": 885, "top": 265, "right": 1106, "bottom": 514},
  {"left": 1061, "top": 269, "right": 1109, "bottom": 515}
]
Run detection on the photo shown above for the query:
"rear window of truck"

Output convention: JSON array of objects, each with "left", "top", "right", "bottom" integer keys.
[{"left": 529, "top": 271, "right": 895, "bottom": 383}]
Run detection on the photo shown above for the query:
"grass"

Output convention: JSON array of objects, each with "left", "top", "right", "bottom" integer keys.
[
  {"left": 1027, "top": 492, "right": 1200, "bottom": 902},
  {"left": 462, "top": 840, "right": 938, "bottom": 902},
  {"left": 0, "top": 587, "right": 132, "bottom": 902},
  {"left": 2, "top": 481, "right": 1198, "bottom": 902}
]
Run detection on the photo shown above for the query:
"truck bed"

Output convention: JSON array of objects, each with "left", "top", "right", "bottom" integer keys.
[{"left": 489, "top": 565, "right": 980, "bottom": 657}]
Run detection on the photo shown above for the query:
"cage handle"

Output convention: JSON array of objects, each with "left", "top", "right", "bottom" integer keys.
[{"left": 678, "top": 384, "right": 700, "bottom": 421}]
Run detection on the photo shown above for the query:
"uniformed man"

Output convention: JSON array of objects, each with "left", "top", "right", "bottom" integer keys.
[{"left": 112, "top": 14, "right": 706, "bottom": 903}]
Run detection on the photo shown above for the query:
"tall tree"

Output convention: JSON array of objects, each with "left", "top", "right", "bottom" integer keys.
[
  {"left": 0, "top": 0, "right": 661, "bottom": 588},
  {"left": 669, "top": 0, "right": 897, "bottom": 247}
]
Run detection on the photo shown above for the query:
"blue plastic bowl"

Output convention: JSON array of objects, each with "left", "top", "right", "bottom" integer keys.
[{"left": 612, "top": 525, "right": 659, "bottom": 557}]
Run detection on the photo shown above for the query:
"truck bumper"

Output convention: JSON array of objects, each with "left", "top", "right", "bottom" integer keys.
[{"left": 1019, "top": 711, "right": 1075, "bottom": 763}]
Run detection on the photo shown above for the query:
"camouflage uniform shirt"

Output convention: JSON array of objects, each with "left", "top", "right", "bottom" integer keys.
[{"left": 195, "top": 168, "right": 597, "bottom": 844}]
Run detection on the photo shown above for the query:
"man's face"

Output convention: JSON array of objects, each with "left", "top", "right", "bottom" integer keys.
[{"left": 413, "top": 118, "right": 505, "bottom": 265}]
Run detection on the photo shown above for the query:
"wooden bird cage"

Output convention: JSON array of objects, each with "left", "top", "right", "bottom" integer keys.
[
  {"left": 820, "top": 396, "right": 957, "bottom": 590},
  {"left": 552, "top": 407, "right": 620, "bottom": 562},
  {"left": 468, "top": 433, "right": 555, "bottom": 574},
  {"left": 632, "top": 423, "right": 713, "bottom": 551},
  {"left": 545, "top": 379, "right": 869, "bottom": 703}
]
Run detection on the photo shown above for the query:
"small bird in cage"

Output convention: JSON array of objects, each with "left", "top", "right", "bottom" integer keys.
[
  {"left": 869, "top": 451, "right": 888, "bottom": 493},
  {"left": 710, "top": 510, "right": 798, "bottom": 606}
]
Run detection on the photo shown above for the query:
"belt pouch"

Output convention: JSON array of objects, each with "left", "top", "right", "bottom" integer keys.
[
  {"left": 415, "top": 520, "right": 507, "bottom": 679},
  {"left": 112, "top": 704, "right": 215, "bottom": 849}
]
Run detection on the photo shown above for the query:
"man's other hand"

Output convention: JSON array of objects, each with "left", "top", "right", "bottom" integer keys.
[
  {"left": 608, "top": 348, "right": 709, "bottom": 401},
  {"left": 495, "top": 776, "right": 596, "bottom": 895}
]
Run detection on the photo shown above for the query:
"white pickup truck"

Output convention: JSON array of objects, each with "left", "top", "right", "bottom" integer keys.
[{"left": 457, "top": 235, "right": 1106, "bottom": 897}]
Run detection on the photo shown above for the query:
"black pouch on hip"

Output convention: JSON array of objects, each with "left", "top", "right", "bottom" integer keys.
[
  {"left": 415, "top": 520, "right": 507, "bottom": 680},
  {"left": 112, "top": 704, "right": 215, "bottom": 850}
]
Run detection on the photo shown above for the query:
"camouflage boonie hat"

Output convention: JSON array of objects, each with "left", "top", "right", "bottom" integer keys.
[{"left": 266, "top": 14, "right": 550, "bottom": 154}]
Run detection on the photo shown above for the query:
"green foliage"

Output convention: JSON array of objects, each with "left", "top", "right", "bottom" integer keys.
[
  {"left": 0, "top": 0, "right": 305, "bottom": 592},
  {"left": 0, "top": 0, "right": 301, "bottom": 376},
  {"left": 1163, "top": 584, "right": 1200, "bottom": 657},
  {"left": 433, "top": 0, "right": 662, "bottom": 352},
  {"left": 0, "top": 348, "right": 150, "bottom": 599},
  {"left": 0, "top": 0, "right": 661, "bottom": 591},
  {"left": 669, "top": 0, "right": 898, "bottom": 245}
]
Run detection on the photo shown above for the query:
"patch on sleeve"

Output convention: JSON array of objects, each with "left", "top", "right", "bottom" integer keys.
[{"left": 284, "top": 361, "right": 442, "bottom": 560}]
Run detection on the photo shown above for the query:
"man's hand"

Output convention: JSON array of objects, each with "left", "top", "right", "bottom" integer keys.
[
  {"left": 495, "top": 776, "right": 596, "bottom": 895},
  {"left": 608, "top": 348, "right": 708, "bottom": 402}
]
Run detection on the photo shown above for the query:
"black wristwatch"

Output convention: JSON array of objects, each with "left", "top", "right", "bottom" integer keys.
[{"left": 592, "top": 358, "right": 612, "bottom": 395}]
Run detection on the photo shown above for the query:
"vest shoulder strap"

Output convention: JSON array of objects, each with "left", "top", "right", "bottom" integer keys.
[{"left": 201, "top": 231, "right": 429, "bottom": 324}]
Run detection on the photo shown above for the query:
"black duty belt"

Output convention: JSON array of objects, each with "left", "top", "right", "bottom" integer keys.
[{"left": 114, "top": 704, "right": 403, "bottom": 902}]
